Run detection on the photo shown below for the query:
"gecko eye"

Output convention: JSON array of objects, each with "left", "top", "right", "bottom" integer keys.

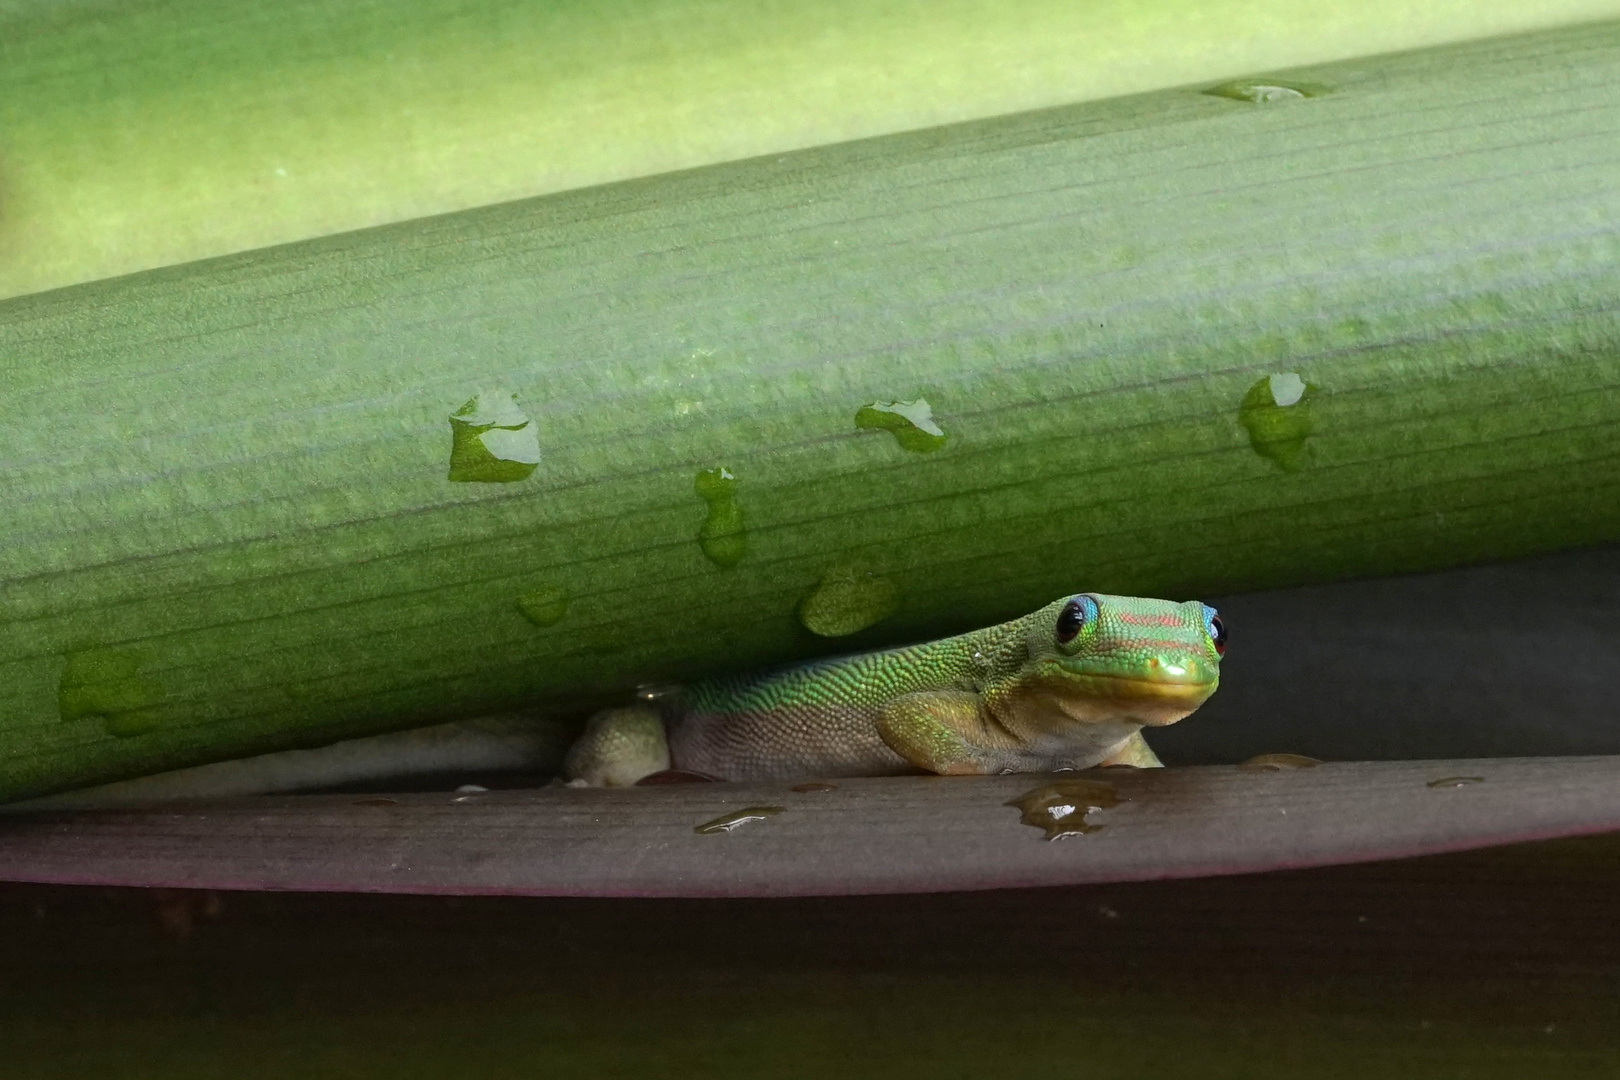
[
  {"left": 1204, "top": 606, "right": 1228, "bottom": 656},
  {"left": 1055, "top": 596, "right": 1098, "bottom": 645}
]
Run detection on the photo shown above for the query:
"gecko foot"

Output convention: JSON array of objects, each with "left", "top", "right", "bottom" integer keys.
[{"left": 562, "top": 705, "right": 670, "bottom": 786}]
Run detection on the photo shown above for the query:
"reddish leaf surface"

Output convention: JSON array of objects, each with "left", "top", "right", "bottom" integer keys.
[{"left": 1, "top": 757, "right": 1615, "bottom": 897}]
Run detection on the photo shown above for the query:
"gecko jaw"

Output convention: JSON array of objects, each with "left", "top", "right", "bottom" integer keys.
[
  {"left": 1058, "top": 676, "right": 1217, "bottom": 727},
  {"left": 1006, "top": 667, "right": 1218, "bottom": 731}
]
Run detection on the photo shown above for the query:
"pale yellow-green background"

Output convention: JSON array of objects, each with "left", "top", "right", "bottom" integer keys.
[{"left": 3, "top": 0, "right": 1618, "bottom": 300}]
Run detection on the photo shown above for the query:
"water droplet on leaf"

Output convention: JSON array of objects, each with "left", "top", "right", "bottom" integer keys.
[
  {"left": 1267, "top": 372, "right": 1306, "bottom": 407},
  {"left": 855, "top": 398, "right": 947, "bottom": 453},
  {"left": 1007, "top": 780, "right": 1120, "bottom": 840},
  {"left": 694, "top": 467, "right": 746, "bottom": 567},
  {"left": 791, "top": 782, "right": 837, "bottom": 793},
  {"left": 516, "top": 584, "right": 569, "bottom": 627},
  {"left": 57, "top": 647, "right": 166, "bottom": 736},
  {"left": 798, "top": 565, "right": 902, "bottom": 637},
  {"left": 1205, "top": 81, "right": 1325, "bottom": 104},
  {"left": 695, "top": 806, "right": 784, "bottom": 834},
  {"left": 447, "top": 391, "right": 540, "bottom": 483},
  {"left": 1427, "top": 775, "right": 1485, "bottom": 788},
  {"left": 1239, "top": 373, "right": 1316, "bottom": 471},
  {"left": 634, "top": 682, "right": 682, "bottom": 702}
]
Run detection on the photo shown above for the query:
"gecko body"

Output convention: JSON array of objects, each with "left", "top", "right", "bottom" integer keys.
[
  {"left": 14, "top": 592, "right": 1224, "bottom": 807},
  {"left": 565, "top": 592, "right": 1226, "bottom": 785}
]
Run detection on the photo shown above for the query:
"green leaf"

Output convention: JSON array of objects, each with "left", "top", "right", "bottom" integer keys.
[
  {"left": 2, "top": 0, "right": 1611, "bottom": 299},
  {"left": 3, "top": 24, "right": 1620, "bottom": 798}
]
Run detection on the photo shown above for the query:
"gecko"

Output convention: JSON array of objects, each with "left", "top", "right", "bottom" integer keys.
[
  {"left": 12, "top": 592, "right": 1224, "bottom": 807},
  {"left": 565, "top": 592, "right": 1226, "bottom": 785}
]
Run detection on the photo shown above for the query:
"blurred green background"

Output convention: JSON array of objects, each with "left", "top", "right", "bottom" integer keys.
[{"left": 5, "top": 0, "right": 1619, "bottom": 299}]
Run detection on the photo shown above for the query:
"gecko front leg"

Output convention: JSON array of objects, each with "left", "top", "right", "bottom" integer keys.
[
  {"left": 1097, "top": 731, "right": 1164, "bottom": 768},
  {"left": 562, "top": 705, "right": 669, "bottom": 786},
  {"left": 873, "top": 690, "right": 1023, "bottom": 775}
]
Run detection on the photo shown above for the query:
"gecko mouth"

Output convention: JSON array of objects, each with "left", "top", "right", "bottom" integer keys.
[
  {"left": 1107, "top": 674, "right": 1214, "bottom": 696},
  {"left": 1045, "top": 659, "right": 1218, "bottom": 693},
  {"left": 1038, "top": 666, "right": 1219, "bottom": 718},
  {"left": 1072, "top": 673, "right": 1217, "bottom": 700},
  {"left": 1055, "top": 675, "right": 1218, "bottom": 727}
]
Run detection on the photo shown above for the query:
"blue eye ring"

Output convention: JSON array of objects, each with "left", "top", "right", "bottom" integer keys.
[
  {"left": 1203, "top": 605, "right": 1228, "bottom": 655},
  {"left": 1056, "top": 595, "right": 1099, "bottom": 645}
]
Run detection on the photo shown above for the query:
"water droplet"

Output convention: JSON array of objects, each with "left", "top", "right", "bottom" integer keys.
[
  {"left": 1239, "top": 753, "right": 1323, "bottom": 772},
  {"left": 694, "top": 805, "right": 784, "bottom": 834},
  {"left": 791, "top": 782, "right": 837, "bottom": 793},
  {"left": 1007, "top": 780, "right": 1119, "bottom": 840},
  {"left": 57, "top": 647, "right": 165, "bottom": 736},
  {"left": 1205, "top": 81, "right": 1324, "bottom": 104},
  {"left": 516, "top": 584, "right": 569, "bottom": 627},
  {"left": 798, "top": 565, "right": 902, "bottom": 637},
  {"left": 634, "top": 682, "right": 682, "bottom": 702},
  {"left": 855, "top": 398, "right": 947, "bottom": 453},
  {"left": 1238, "top": 373, "right": 1316, "bottom": 471},
  {"left": 1427, "top": 775, "right": 1485, "bottom": 788},
  {"left": 1097, "top": 905, "right": 1120, "bottom": 919},
  {"left": 455, "top": 784, "right": 488, "bottom": 794},
  {"left": 694, "top": 466, "right": 746, "bottom": 567},
  {"left": 1267, "top": 372, "right": 1306, "bottom": 407},
  {"left": 447, "top": 390, "right": 541, "bottom": 483},
  {"left": 635, "top": 769, "right": 719, "bottom": 785}
]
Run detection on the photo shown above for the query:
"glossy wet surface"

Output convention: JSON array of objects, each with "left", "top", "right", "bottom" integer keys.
[
  {"left": 1239, "top": 753, "right": 1324, "bottom": 772},
  {"left": 5, "top": 758, "right": 1617, "bottom": 896},
  {"left": 3, "top": 833, "right": 1618, "bottom": 1078},
  {"left": 694, "top": 805, "right": 785, "bottom": 834},
  {"left": 1005, "top": 779, "right": 1120, "bottom": 839}
]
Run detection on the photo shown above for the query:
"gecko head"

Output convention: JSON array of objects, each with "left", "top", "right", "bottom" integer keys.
[{"left": 1020, "top": 593, "right": 1224, "bottom": 727}]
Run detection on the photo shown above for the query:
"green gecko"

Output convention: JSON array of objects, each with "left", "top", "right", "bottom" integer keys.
[
  {"left": 565, "top": 592, "right": 1226, "bottom": 785},
  {"left": 13, "top": 592, "right": 1224, "bottom": 807}
]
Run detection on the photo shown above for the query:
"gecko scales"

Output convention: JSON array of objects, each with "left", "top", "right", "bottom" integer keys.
[
  {"left": 15, "top": 592, "right": 1225, "bottom": 806},
  {"left": 565, "top": 592, "right": 1226, "bottom": 785}
]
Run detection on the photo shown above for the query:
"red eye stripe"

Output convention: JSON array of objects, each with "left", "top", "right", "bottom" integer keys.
[
  {"left": 1113, "top": 611, "right": 1185, "bottom": 628},
  {"left": 1103, "top": 635, "right": 1203, "bottom": 653}
]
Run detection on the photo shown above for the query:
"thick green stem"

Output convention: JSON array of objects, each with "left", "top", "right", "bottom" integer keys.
[{"left": 4, "top": 25, "right": 1620, "bottom": 798}]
